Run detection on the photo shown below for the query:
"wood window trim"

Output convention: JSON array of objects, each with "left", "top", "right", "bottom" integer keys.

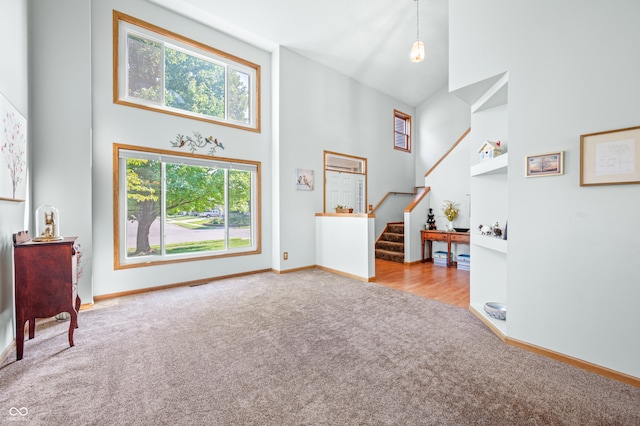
[
  {"left": 112, "top": 143, "right": 262, "bottom": 270},
  {"left": 394, "top": 109, "right": 412, "bottom": 153},
  {"left": 113, "top": 10, "right": 261, "bottom": 133}
]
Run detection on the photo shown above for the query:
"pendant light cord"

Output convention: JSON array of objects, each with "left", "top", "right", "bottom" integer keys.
[{"left": 415, "top": 0, "right": 420, "bottom": 41}]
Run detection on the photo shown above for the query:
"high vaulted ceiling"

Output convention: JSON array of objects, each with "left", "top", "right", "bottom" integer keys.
[{"left": 147, "top": 0, "right": 449, "bottom": 107}]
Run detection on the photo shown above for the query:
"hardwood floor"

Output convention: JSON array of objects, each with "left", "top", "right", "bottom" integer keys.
[{"left": 374, "top": 258, "right": 470, "bottom": 309}]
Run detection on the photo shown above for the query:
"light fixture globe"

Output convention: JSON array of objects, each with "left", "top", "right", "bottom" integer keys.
[
  {"left": 410, "top": 40, "right": 425, "bottom": 63},
  {"left": 409, "top": 0, "right": 425, "bottom": 63}
]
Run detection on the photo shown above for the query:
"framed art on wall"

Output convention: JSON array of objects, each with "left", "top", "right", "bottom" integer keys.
[
  {"left": 525, "top": 151, "right": 564, "bottom": 177},
  {"left": 580, "top": 126, "right": 640, "bottom": 186},
  {"left": 0, "top": 91, "right": 27, "bottom": 201},
  {"left": 295, "top": 168, "right": 314, "bottom": 190}
]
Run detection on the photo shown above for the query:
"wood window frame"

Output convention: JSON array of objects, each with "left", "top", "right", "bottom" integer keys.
[
  {"left": 394, "top": 110, "right": 412, "bottom": 153},
  {"left": 113, "top": 143, "right": 261, "bottom": 269},
  {"left": 113, "top": 10, "right": 261, "bottom": 133}
]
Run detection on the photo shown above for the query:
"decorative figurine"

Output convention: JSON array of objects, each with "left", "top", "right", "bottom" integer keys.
[
  {"left": 426, "top": 208, "right": 437, "bottom": 230},
  {"left": 493, "top": 222, "right": 503, "bottom": 238},
  {"left": 478, "top": 140, "right": 503, "bottom": 161},
  {"left": 479, "top": 224, "right": 493, "bottom": 236},
  {"left": 33, "top": 205, "right": 63, "bottom": 241}
]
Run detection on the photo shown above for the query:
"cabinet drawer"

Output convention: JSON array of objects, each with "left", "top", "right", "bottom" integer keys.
[
  {"left": 451, "top": 234, "right": 470, "bottom": 244},
  {"left": 424, "top": 232, "right": 449, "bottom": 242}
]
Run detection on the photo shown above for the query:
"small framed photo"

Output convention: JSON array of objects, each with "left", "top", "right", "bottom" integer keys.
[
  {"left": 580, "top": 126, "right": 640, "bottom": 186},
  {"left": 525, "top": 151, "right": 564, "bottom": 177},
  {"left": 295, "top": 168, "right": 314, "bottom": 190}
]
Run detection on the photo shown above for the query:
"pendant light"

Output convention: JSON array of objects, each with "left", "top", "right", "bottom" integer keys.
[{"left": 410, "top": 0, "right": 425, "bottom": 63}]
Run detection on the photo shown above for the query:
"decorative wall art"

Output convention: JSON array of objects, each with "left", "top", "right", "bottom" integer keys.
[
  {"left": 295, "top": 168, "right": 314, "bottom": 190},
  {"left": 170, "top": 131, "right": 224, "bottom": 156},
  {"left": 580, "top": 126, "right": 640, "bottom": 186},
  {"left": 525, "top": 151, "right": 564, "bottom": 177},
  {"left": 0, "top": 91, "right": 27, "bottom": 201}
]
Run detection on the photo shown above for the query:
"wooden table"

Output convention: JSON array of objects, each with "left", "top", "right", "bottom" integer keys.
[{"left": 421, "top": 230, "right": 470, "bottom": 267}]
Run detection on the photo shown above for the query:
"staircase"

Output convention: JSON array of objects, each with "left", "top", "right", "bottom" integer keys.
[{"left": 374, "top": 222, "right": 405, "bottom": 263}]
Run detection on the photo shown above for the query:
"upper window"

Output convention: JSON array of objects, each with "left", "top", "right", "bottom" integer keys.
[
  {"left": 394, "top": 110, "right": 412, "bottom": 152},
  {"left": 114, "top": 11, "right": 260, "bottom": 132},
  {"left": 114, "top": 144, "right": 261, "bottom": 269}
]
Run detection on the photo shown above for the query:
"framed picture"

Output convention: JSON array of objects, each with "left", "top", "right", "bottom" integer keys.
[
  {"left": 295, "top": 168, "right": 314, "bottom": 190},
  {"left": 580, "top": 126, "right": 640, "bottom": 186},
  {"left": 0, "top": 91, "right": 27, "bottom": 201},
  {"left": 525, "top": 151, "right": 564, "bottom": 177}
]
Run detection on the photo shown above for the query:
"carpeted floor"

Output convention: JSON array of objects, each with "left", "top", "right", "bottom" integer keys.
[{"left": 1, "top": 269, "right": 639, "bottom": 425}]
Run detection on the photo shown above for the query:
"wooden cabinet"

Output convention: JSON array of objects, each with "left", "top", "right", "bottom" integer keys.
[{"left": 13, "top": 233, "right": 80, "bottom": 360}]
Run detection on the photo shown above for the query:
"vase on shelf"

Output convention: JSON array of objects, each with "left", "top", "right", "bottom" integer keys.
[{"left": 447, "top": 220, "right": 454, "bottom": 231}]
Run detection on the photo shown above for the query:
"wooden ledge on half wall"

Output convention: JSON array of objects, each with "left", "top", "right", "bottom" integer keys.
[{"left": 315, "top": 212, "right": 375, "bottom": 218}]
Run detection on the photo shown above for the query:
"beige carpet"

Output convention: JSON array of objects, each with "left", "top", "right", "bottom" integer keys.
[{"left": 1, "top": 269, "right": 639, "bottom": 425}]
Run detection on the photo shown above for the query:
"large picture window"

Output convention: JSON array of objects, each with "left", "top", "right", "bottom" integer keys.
[
  {"left": 114, "top": 11, "right": 260, "bottom": 132},
  {"left": 114, "top": 144, "right": 261, "bottom": 269}
]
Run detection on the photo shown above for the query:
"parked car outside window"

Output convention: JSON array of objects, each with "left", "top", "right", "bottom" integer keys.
[{"left": 197, "top": 209, "right": 222, "bottom": 218}]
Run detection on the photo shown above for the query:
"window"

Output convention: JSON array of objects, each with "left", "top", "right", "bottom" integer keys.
[
  {"left": 114, "top": 144, "right": 261, "bottom": 269},
  {"left": 114, "top": 11, "right": 260, "bottom": 132},
  {"left": 394, "top": 110, "right": 412, "bottom": 152},
  {"left": 323, "top": 151, "right": 367, "bottom": 213}
]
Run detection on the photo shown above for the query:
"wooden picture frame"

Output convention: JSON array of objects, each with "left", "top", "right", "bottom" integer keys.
[
  {"left": 525, "top": 151, "right": 564, "bottom": 177},
  {"left": 580, "top": 126, "right": 640, "bottom": 186}
]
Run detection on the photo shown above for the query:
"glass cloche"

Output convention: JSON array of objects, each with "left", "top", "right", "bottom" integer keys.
[{"left": 34, "top": 205, "right": 63, "bottom": 242}]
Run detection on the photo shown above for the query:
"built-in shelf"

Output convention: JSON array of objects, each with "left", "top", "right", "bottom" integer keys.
[
  {"left": 471, "top": 234, "right": 508, "bottom": 253},
  {"left": 468, "top": 74, "right": 509, "bottom": 342},
  {"left": 470, "top": 153, "right": 508, "bottom": 177},
  {"left": 470, "top": 303, "right": 507, "bottom": 338}
]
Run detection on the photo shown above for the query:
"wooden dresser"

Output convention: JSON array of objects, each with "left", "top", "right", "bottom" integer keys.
[{"left": 13, "top": 232, "right": 80, "bottom": 360}]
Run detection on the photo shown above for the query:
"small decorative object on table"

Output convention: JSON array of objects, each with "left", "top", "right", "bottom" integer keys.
[
  {"left": 426, "top": 208, "right": 436, "bottom": 230},
  {"left": 441, "top": 200, "right": 460, "bottom": 231},
  {"left": 34, "top": 205, "right": 63, "bottom": 242},
  {"left": 484, "top": 302, "right": 507, "bottom": 320}
]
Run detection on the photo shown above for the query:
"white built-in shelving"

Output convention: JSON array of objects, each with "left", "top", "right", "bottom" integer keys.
[
  {"left": 469, "top": 73, "right": 509, "bottom": 337},
  {"left": 470, "top": 152, "right": 508, "bottom": 177}
]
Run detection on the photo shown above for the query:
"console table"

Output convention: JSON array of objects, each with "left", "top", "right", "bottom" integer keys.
[
  {"left": 421, "top": 230, "right": 470, "bottom": 267},
  {"left": 13, "top": 232, "right": 80, "bottom": 360}
]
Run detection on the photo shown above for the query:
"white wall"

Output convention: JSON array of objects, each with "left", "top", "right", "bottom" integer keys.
[
  {"left": 450, "top": 0, "right": 640, "bottom": 378},
  {"left": 415, "top": 86, "right": 470, "bottom": 184},
  {"left": 0, "top": 0, "right": 29, "bottom": 359},
  {"left": 415, "top": 87, "right": 472, "bottom": 260},
  {"left": 90, "top": 0, "right": 273, "bottom": 295},
  {"left": 30, "top": 0, "right": 93, "bottom": 303},
  {"left": 275, "top": 48, "right": 416, "bottom": 271}
]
